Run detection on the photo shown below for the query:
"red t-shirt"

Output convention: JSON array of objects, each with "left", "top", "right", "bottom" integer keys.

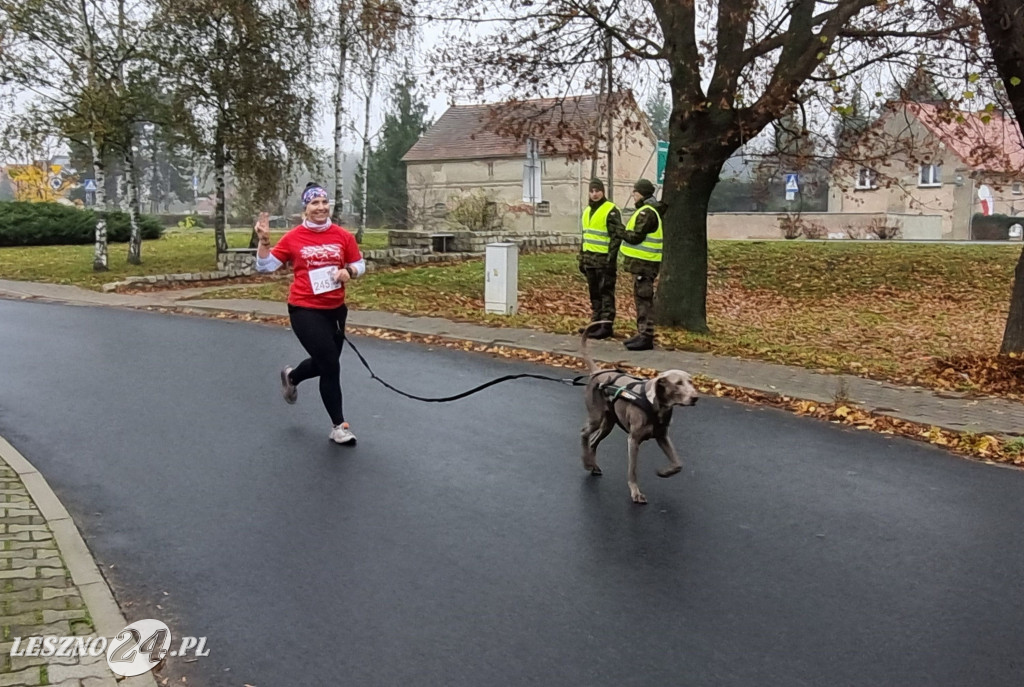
[{"left": 271, "top": 224, "right": 363, "bottom": 309}]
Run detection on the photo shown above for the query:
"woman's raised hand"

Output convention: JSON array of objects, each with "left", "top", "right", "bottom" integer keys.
[{"left": 254, "top": 212, "right": 271, "bottom": 245}]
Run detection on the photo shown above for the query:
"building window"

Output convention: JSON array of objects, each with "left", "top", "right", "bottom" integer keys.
[
  {"left": 487, "top": 162, "right": 494, "bottom": 179},
  {"left": 856, "top": 168, "right": 877, "bottom": 190},
  {"left": 432, "top": 202, "right": 447, "bottom": 217},
  {"left": 1013, "top": 182, "right": 1022, "bottom": 195},
  {"left": 536, "top": 201, "right": 551, "bottom": 216},
  {"left": 918, "top": 164, "right": 941, "bottom": 187}
]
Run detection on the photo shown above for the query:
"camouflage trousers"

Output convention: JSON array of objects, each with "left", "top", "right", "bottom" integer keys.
[
  {"left": 632, "top": 272, "right": 658, "bottom": 337},
  {"left": 580, "top": 263, "right": 617, "bottom": 322}
]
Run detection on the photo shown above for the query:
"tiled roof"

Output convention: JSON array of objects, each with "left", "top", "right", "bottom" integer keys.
[
  {"left": 402, "top": 93, "right": 642, "bottom": 162},
  {"left": 906, "top": 102, "right": 1024, "bottom": 174}
]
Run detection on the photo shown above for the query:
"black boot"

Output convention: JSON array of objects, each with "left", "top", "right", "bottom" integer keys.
[
  {"left": 624, "top": 334, "right": 654, "bottom": 351},
  {"left": 589, "top": 323, "right": 613, "bottom": 339}
]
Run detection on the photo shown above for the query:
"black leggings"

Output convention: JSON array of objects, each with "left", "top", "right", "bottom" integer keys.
[{"left": 287, "top": 304, "right": 348, "bottom": 425}]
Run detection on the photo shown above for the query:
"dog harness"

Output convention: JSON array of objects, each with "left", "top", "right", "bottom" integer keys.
[{"left": 598, "top": 375, "right": 657, "bottom": 429}]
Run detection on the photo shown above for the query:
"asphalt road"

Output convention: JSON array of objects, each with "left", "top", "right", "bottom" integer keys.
[{"left": 1, "top": 298, "right": 1023, "bottom": 686}]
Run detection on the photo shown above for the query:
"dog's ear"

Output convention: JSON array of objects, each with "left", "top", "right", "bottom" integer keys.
[{"left": 647, "top": 375, "right": 670, "bottom": 409}]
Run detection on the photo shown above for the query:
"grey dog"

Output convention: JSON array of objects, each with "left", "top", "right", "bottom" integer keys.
[{"left": 579, "top": 322, "right": 699, "bottom": 504}]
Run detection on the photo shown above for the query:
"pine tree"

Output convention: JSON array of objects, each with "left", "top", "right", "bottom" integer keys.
[
  {"left": 360, "top": 71, "right": 430, "bottom": 228},
  {"left": 894, "top": 65, "right": 949, "bottom": 104},
  {"left": 644, "top": 90, "right": 670, "bottom": 141},
  {"left": 833, "top": 90, "right": 871, "bottom": 155}
]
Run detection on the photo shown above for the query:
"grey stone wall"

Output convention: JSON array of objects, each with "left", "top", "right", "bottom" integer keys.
[
  {"left": 389, "top": 230, "right": 580, "bottom": 253},
  {"left": 217, "top": 248, "right": 257, "bottom": 275}
]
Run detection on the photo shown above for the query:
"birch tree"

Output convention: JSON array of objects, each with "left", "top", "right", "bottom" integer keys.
[
  {"left": 152, "top": 0, "right": 319, "bottom": 254},
  {"left": 1, "top": 0, "right": 160, "bottom": 266},
  {"left": 0, "top": 0, "right": 148, "bottom": 270},
  {"left": 351, "top": 0, "right": 413, "bottom": 240},
  {"left": 331, "top": 0, "right": 358, "bottom": 224}
]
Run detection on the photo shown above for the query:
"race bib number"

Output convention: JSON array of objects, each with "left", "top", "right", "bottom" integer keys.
[{"left": 308, "top": 266, "right": 341, "bottom": 295}]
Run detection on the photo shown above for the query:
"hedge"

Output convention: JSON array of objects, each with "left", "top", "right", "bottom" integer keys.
[
  {"left": 971, "top": 213, "right": 1022, "bottom": 241},
  {"left": 0, "top": 202, "right": 164, "bottom": 247}
]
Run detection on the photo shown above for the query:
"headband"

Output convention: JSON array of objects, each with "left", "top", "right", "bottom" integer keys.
[{"left": 302, "top": 185, "right": 328, "bottom": 206}]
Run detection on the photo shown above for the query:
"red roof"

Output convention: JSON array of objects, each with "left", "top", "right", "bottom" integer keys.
[
  {"left": 905, "top": 102, "right": 1024, "bottom": 174},
  {"left": 402, "top": 92, "right": 647, "bottom": 162}
]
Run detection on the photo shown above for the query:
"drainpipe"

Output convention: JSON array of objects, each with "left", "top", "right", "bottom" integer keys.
[
  {"left": 968, "top": 176, "right": 976, "bottom": 240},
  {"left": 577, "top": 159, "right": 582, "bottom": 221}
]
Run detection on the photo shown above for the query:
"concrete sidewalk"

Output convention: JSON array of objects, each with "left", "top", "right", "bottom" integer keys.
[
  {"left": 0, "top": 436, "right": 156, "bottom": 687},
  {"left": 2, "top": 278, "right": 1022, "bottom": 438}
]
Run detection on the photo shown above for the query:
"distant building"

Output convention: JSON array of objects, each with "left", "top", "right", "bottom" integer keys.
[
  {"left": 401, "top": 92, "right": 658, "bottom": 234},
  {"left": 829, "top": 102, "right": 1024, "bottom": 239}
]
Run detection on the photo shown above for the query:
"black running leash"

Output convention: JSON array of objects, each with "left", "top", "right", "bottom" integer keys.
[{"left": 344, "top": 337, "right": 589, "bottom": 403}]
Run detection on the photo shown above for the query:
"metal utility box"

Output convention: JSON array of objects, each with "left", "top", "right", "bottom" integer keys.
[{"left": 485, "top": 242, "right": 518, "bottom": 315}]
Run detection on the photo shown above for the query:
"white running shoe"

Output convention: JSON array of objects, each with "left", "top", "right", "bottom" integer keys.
[
  {"left": 329, "top": 422, "right": 356, "bottom": 445},
  {"left": 280, "top": 367, "right": 297, "bottom": 404}
]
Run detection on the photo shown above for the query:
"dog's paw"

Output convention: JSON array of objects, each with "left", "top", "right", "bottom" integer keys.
[
  {"left": 589, "top": 466, "right": 603, "bottom": 476},
  {"left": 631, "top": 492, "right": 648, "bottom": 505},
  {"left": 657, "top": 465, "right": 682, "bottom": 478}
]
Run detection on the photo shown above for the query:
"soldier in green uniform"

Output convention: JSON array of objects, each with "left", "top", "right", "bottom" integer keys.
[
  {"left": 619, "top": 178, "right": 665, "bottom": 351},
  {"left": 577, "top": 178, "right": 623, "bottom": 339}
]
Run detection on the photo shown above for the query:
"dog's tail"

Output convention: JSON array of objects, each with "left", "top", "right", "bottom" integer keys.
[{"left": 580, "top": 320, "right": 611, "bottom": 375}]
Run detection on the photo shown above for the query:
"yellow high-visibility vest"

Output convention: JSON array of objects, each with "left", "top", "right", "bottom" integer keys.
[
  {"left": 619, "top": 205, "right": 663, "bottom": 262},
  {"left": 581, "top": 201, "right": 616, "bottom": 254}
]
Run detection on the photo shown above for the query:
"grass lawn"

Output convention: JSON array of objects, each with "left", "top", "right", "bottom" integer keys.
[
  {"left": 0, "top": 228, "right": 390, "bottom": 289},
  {"left": 197, "top": 241, "right": 1024, "bottom": 398},
  {"left": 2, "top": 232, "right": 1021, "bottom": 398}
]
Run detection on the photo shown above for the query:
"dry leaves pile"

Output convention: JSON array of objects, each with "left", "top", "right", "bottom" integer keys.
[{"left": 932, "top": 353, "right": 1024, "bottom": 400}]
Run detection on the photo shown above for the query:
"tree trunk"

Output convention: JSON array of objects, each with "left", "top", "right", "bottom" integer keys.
[
  {"left": 332, "top": 6, "right": 350, "bottom": 224},
  {"left": 359, "top": 66, "right": 376, "bottom": 242},
  {"left": 1000, "top": 248, "right": 1024, "bottom": 353},
  {"left": 125, "top": 147, "right": 143, "bottom": 265},
  {"left": 975, "top": 0, "right": 1024, "bottom": 353},
  {"left": 90, "top": 136, "right": 108, "bottom": 272},
  {"left": 214, "top": 121, "right": 228, "bottom": 254},
  {"left": 150, "top": 135, "right": 161, "bottom": 214},
  {"left": 80, "top": 0, "right": 107, "bottom": 271},
  {"left": 654, "top": 136, "right": 728, "bottom": 333},
  {"left": 192, "top": 161, "right": 199, "bottom": 217}
]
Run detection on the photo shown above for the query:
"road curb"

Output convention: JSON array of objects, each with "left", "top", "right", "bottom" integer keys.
[{"left": 0, "top": 434, "right": 158, "bottom": 687}]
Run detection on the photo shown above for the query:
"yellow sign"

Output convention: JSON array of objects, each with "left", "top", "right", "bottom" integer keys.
[{"left": 5, "top": 163, "right": 76, "bottom": 203}]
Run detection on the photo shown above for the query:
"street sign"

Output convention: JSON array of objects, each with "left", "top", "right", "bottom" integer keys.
[
  {"left": 785, "top": 173, "right": 799, "bottom": 193},
  {"left": 192, "top": 175, "right": 199, "bottom": 190},
  {"left": 522, "top": 138, "right": 541, "bottom": 203},
  {"left": 656, "top": 140, "right": 669, "bottom": 184},
  {"left": 83, "top": 179, "right": 96, "bottom": 192}
]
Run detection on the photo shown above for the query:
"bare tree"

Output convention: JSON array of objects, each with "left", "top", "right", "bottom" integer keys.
[
  {"left": 434, "top": 0, "right": 968, "bottom": 332},
  {"left": 330, "top": 0, "right": 358, "bottom": 224},
  {"left": 351, "top": 0, "right": 413, "bottom": 241},
  {"left": 0, "top": 0, "right": 152, "bottom": 270}
]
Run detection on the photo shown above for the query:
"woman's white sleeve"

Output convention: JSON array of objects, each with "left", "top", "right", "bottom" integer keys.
[
  {"left": 349, "top": 259, "right": 366, "bottom": 277},
  {"left": 255, "top": 253, "right": 283, "bottom": 272}
]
